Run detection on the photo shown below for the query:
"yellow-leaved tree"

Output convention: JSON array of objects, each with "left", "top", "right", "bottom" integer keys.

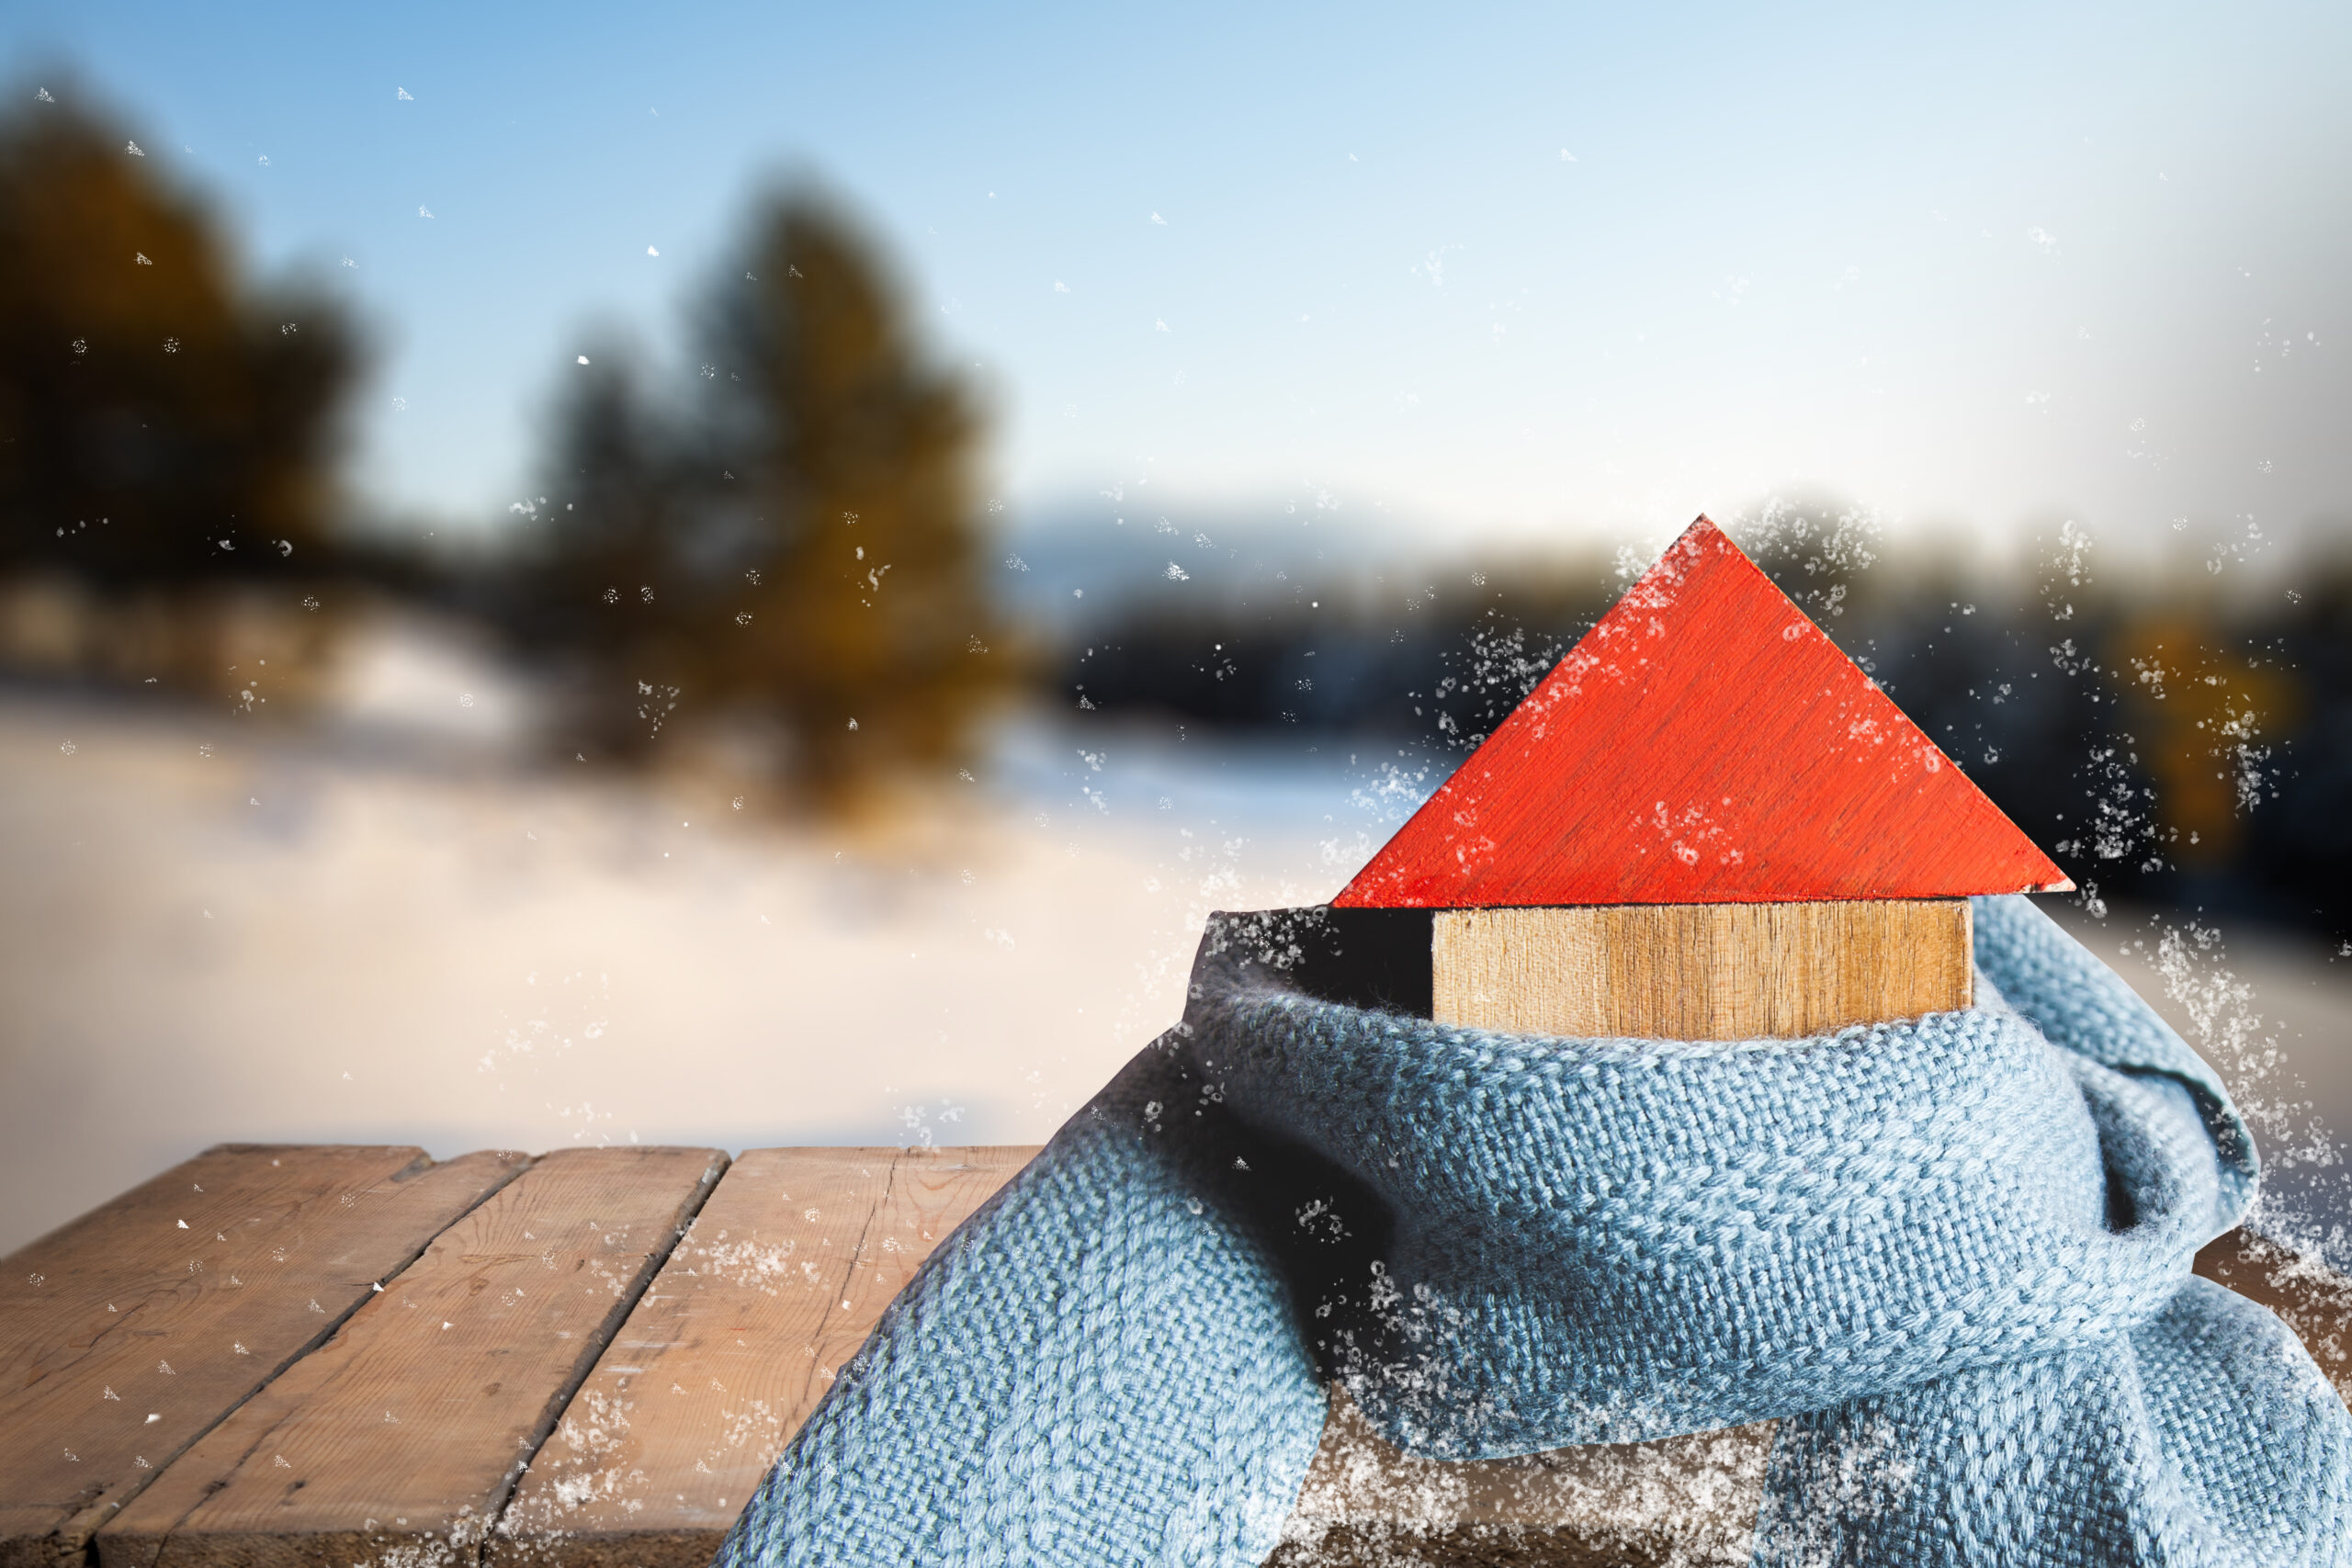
[
  {"left": 0, "top": 87, "right": 356, "bottom": 589},
  {"left": 538, "top": 190, "right": 1005, "bottom": 808}
]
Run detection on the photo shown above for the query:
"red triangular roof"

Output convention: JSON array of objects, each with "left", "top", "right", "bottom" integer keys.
[{"left": 1334, "top": 516, "right": 2071, "bottom": 908}]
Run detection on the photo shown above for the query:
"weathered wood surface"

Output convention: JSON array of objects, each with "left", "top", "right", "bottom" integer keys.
[
  {"left": 492, "top": 1145, "right": 1032, "bottom": 1568},
  {"left": 0, "top": 1145, "right": 528, "bottom": 1568},
  {"left": 96, "top": 1147, "right": 723, "bottom": 1568},
  {"left": 9, "top": 1147, "right": 2346, "bottom": 1568},
  {"left": 1432, "top": 900, "right": 1973, "bottom": 1039}
]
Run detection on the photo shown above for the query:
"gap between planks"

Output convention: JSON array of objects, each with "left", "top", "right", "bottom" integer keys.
[
  {"left": 28, "top": 1146, "right": 2348, "bottom": 1568},
  {"left": 491, "top": 1156, "right": 2352, "bottom": 1568},
  {"left": 96, "top": 1147, "right": 728, "bottom": 1568},
  {"left": 0, "top": 1145, "right": 531, "bottom": 1568},
  {"left": 491, "top": 1145, "right": 1035, "bottom": 1568}
]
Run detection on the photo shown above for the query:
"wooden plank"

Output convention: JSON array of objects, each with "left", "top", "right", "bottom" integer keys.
[
  {"left": 1269, "top": 1388, "right": 1772, "bottom": 1568},
  {"left": 490, "top": 1145, "right": 1034, "bottom": 1568},
  {"left": 96, "top": 1146, "right": 725, "bottom": 1568},
  {"left": 0, "top": 1145, "right": 527, "bottom": 1568},
  {"left": 1433, "top": 899, "right": 1972, "bottom": 1039},
  {"left": 2194, "top": 1226, "right": 2352, "bottom": 1406},
  {"left": 1336, "top": 516, "right": 2067, "bottom": 909},
  {"left": 35, "top": 1151, "right": 2331, "bottom": 1568}
]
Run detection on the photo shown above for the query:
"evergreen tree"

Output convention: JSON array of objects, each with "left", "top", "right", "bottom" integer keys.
[
  {"left": 527, "top": 342, "right": 703, "bottom": 751},
  {"left": 0, "top": 88, "right": 358, "bottom": 587},
  {"left": 542, "top": 192, "right": 1004, "bottom": 803}
]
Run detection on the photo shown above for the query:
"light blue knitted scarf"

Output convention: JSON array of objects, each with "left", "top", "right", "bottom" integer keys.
[{"left": 716, "top": 897, "right": 2350, "bottom": 1564}]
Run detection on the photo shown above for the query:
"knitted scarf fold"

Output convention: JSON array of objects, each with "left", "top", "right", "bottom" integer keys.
[{"left": 716, "top": 896, "right": 2350, "bottom": 1565}]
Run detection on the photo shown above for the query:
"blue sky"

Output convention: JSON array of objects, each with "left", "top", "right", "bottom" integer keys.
[{"left": 5, "top": 1, "right": 2346, "bottom": 560}]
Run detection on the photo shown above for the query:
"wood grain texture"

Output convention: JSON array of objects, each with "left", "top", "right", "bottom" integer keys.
[
  {"left": 490, "top": 1145, "right": 1035, "bottom": 1568},
  {"left": 1269, "top": 1388, "right": 1770, "bottom": 1568},
  {"left": 13, "top": 1152, "right": 2338, "bottom": 1568},
  {"left": 1336, "top": 516, "right": 2069, "bottom": 909},
  {"left": 0, "top": 1145, "right": 527, "bottom": 1568},
  {"left": 1433, "top": 900, "right": 1973, "bottom": 1039},
  {"left": 95, "top": 1147, "right": 725, "bottom": 1568}
]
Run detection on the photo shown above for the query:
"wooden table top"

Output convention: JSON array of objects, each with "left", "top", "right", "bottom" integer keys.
[{"left": 5, "top": 1144, "right": 2346, "bottom": 1568}]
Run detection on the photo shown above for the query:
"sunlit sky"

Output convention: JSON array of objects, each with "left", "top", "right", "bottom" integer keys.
[{"left": 6, "top": 1, "right": 2348, "bottom": 558}]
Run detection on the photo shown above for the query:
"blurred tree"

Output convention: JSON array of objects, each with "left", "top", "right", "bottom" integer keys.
[
  {"left": 0, "top": 88, "right": 358, "bottom": 587},
  {"left": 525, "top": 342, "right": 702, "bottom": 748},
  {"left": 703, "top": 195, "right": 1002, "bottom": 799},
  {"left": 2247, "top": 555, "right": 2352, "bottom": 934},
  {"left": 2113, "top": 614, "right": 2299, "bottom": 872},
  {"left": 540, "top": 191, "right": 1004, "bottom": 805}
]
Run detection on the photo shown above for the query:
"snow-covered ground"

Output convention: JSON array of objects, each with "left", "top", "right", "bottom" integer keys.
[
  {"left": 0, "top": 686, "right": 1424, "bottom": 1253},
  {"left": 4, "top": 682, "right": 2347, "bottom": 1263}
]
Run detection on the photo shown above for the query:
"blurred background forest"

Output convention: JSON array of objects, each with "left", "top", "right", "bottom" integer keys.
[
  {"left": 3, "top": 58, "right": 2349, "bottom": 1261},
  {"left": 7, "top": 87, "right": 2349, "bottom": 937},
  {"left": 1, "top": 91, "right": 1007, "bottom": 809}
]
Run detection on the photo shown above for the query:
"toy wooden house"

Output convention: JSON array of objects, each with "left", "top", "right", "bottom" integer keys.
[{"left": 1332, "top": 515, "right": 2070, "bottom": 1039}]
